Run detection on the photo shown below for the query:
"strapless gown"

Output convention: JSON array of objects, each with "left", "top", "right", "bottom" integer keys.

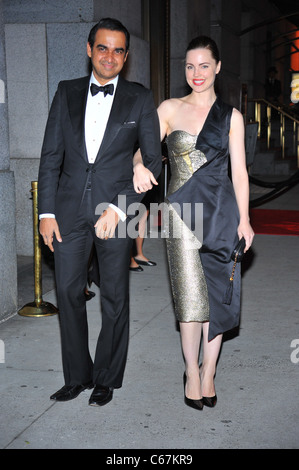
[{"left": 164, "top": 97, "right": 241, "bottom": 341}]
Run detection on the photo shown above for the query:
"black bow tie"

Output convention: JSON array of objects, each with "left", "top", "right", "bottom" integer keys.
[{"left": 90, "top": 83, "right": 114, "bottom": 97}]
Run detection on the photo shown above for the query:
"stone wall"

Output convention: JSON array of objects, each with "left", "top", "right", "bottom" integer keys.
[
  {"left": 3, "top": 0, "right": 149, "bottom": 256},
  {"left": 0, "top": 0, "right": 17, "bottom": 321}
]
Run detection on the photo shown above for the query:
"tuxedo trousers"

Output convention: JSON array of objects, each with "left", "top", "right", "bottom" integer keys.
[{"left": 53, "top": 189, "right": 133, "bottom": 389}]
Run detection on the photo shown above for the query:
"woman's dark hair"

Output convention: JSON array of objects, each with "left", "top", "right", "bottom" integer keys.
[
  {"left": 88, "top": 18, "right": 130, "bottom": 52},
  {"left": 186, "top": 36, "right": 220, "bottom": 63}
]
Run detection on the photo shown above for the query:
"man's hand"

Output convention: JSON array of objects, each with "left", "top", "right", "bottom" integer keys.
[
  {"left": 39, "top": 218, "right": 62, "bottom": 252},
  {"left": 133, "top": 162, "right": 158, "bottom": 194},
  {"left": 95, "top": 207, "right": 120, "bottom": 239}
]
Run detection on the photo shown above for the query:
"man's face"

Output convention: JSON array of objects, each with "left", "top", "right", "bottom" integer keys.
[{"left": 87, "top": 28, "right": 128, "bottom": 84}]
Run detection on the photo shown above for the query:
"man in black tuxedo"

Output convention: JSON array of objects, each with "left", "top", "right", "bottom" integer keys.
[{"left": 38, "top": 18, "right": 161, "bottom": 406}]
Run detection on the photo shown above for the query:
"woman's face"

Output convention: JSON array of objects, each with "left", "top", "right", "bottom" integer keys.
[{"left": 185, "top": 47, "right": 221, "bottom": 93}]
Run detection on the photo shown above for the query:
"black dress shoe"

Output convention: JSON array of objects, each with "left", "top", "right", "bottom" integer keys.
[
  {"left": 89, "top": 384, "right": 113, "bottom": 407},
  {"left": 50, "top": 382, "right": 93, "bottom": 401},
  {"left": 183, "top": 373, "right": 203, "bottom": 411},
  {"left": 84, "top": 290, "right": 96, "bottom": 301},
  {"left": 129, "top": 266, "right": 143, "bottom": 272},
  {"left": 134, "top": 258, "right": 156, "bottom": 266}
]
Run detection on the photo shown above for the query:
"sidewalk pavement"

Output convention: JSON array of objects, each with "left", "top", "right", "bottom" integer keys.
[{"left": 1, "top": 183, "right": 299, "bottom": 450}]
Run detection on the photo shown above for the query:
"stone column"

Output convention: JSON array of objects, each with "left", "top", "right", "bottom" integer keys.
[
  {"left": 0, "top": 0, "right": 17, "bottom": 321},
  {"left": 210, "top": 0, "right": 242, "bottom": 109}
]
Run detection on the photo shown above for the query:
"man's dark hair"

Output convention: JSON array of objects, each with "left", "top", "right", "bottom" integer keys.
[{"left": 88, "top": 18, "right": 130, "bottom": 52}]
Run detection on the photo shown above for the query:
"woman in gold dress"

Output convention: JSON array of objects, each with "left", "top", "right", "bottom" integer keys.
[{"left": 133, "top": 36, "right": 254, "bottom": 410}]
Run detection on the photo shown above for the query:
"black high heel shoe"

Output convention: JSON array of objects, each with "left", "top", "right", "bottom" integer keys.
[
  {"left": 202, "top": 395, "right": 217, "bottom": 408},
  {"left": 183, "top": 373, "right": 203, "bottom": 411}
]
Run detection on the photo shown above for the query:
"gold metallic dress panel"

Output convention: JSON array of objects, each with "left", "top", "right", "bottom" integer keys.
[{"left": 165, "top": 131, "right": 209, "bottom": 323}]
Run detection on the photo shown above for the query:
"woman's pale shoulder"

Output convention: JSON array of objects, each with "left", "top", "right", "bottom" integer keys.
[
  {"left": 232, "top": 107, "right": 242, "bottom": 116},
  {"left": 158, "top": 97, "right": 184, "bottom": 112},
  {"left": 229, "top": 107, "right": 245, "bottom": 135},
  {"left": 231, "top": 107, "right": 244, "bottom": 123}
]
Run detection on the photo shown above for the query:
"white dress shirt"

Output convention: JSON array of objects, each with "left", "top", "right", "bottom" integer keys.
[
  {"left": 40, "top": 73, "right": 126, "bottom": 221},
  {"left": 85, "top": 74, "right": 118, "bottom": 163}
]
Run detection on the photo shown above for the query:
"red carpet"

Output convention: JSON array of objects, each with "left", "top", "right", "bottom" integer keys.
[{"left": 250, "top": 209, "right": 299, "bottom": 236}]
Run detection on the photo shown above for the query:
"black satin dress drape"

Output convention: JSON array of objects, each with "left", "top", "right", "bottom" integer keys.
[{"left": 166, "top": 97, "right": 241, "bottom": 341}]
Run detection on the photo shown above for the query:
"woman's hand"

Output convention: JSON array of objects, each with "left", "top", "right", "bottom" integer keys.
[
  {"left": 238, "top": 219, "right": 255, "bottom": 252},
  {"left": 133, "top": 162, "right": 158, "bottom": 194}
]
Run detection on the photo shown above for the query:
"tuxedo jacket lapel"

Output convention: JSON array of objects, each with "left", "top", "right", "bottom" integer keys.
[
  {"left": 67, "top": 76, "right": 89, "bottom": 162},
  {"left": 95, "top": 76, "right": 136, "bottom": 163}
]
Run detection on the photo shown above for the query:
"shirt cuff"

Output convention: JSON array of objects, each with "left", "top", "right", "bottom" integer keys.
[
  {"left": 40, "top": 208, "right": 126, "bottom": 222},
  {"left": 39, "top": 213, "right": 55, "bottom": 219},
  {"left": 109, "top": 204, "right": 127, "bottom": 221}
]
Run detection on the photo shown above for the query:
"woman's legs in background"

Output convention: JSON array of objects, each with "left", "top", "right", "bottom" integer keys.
[
  {"left": 134, "top": 209, "right": 149, "bottom": 262},
  {"left": 130, "top": 209, "right": 156, "bottom": 269}
]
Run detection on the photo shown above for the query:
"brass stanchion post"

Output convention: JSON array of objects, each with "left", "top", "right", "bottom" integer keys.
[{"left": 18, "top": 181, "right": 58, "bottom": 317}]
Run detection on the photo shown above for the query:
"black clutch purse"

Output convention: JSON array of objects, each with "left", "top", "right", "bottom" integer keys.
[
  {"left": 223, "top": 237, "right": 246, "bottom": 305},
  {"left": 231, "top": 237, "right": 246, "bottom": 263}
]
